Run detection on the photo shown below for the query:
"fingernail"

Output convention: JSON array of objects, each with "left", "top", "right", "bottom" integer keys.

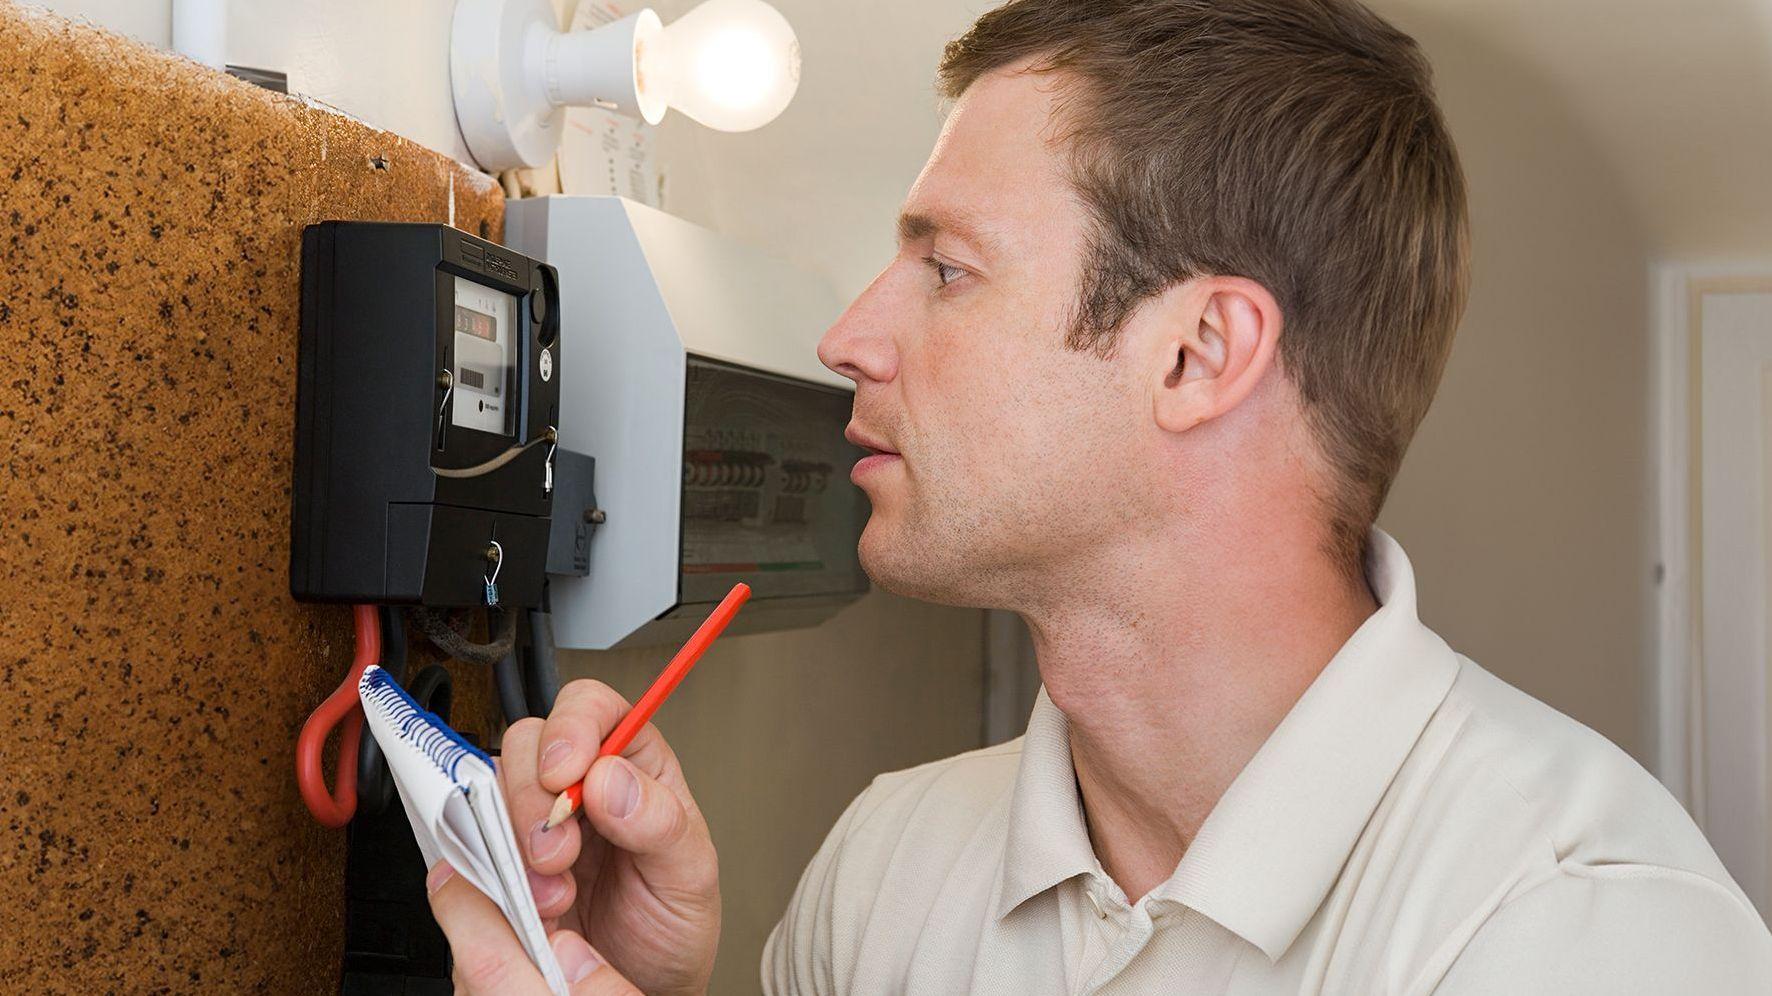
[
  {"left": 425, "top": 861, "right": 455, "bottom": 895},
  {"left": 527, "top": 869, "right": 564, "bottom": 908},
  {"left": 552, "top": 932, "right": 602, "bottom": 983},
  {"left": 604, "top": 759, "right": 639, "bottom": 820},
  {"left": 529, "top": 819, "right": 565, "bottom": 864},
  {"left": 540, "top": 739, "right": 574, "bottom": 775}
]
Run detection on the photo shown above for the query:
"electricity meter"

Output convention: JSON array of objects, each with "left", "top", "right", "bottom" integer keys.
[{"left": 291, "top": 222, "right": 562, "bottom": 608}]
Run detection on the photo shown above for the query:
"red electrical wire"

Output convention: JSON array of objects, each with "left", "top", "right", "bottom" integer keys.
[{"left": 295, "top": 604, "right": 381, "bottom": 827}]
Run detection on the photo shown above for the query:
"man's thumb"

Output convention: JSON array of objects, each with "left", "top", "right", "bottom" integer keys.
[{"left": 551, "top": 931, "right": 642, "bottom": 995}]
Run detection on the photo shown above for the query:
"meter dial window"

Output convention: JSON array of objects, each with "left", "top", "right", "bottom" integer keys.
[{"left": 451, "top": 276, "right": 518, "bottom": 436}]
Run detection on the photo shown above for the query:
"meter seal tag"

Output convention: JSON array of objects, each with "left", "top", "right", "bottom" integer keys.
[
  {"left": 435, "top": 370, "right": 454, "bottom": 439},
  {"left": 543, "top": 426, "right": 559, "bottom": 496},
  {"left": 483, "top": 540, "right": 504, "bottom": 608}
]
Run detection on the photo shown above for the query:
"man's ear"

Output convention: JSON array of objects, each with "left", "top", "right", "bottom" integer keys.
[{"left": 1150, "top": 276, "right": 1283, "bottom": 434}]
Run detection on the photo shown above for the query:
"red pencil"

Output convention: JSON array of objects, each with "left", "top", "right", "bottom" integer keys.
[{"left": 543, "top": 582, "right": 751, "bottom": 830}]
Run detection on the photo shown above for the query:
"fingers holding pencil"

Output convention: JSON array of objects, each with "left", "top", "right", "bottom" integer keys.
[
  {"left": 543, "top": 583, "right": 751, "bottom": 830},
  {"left": 535, "top": 681, "right": 685, "bottom": 816},
  {"left": 498, "top": 584, "right": 743, "bottom": 996},
  {"left": 532, "top": 698, "right": 715, "bottom": 898}
]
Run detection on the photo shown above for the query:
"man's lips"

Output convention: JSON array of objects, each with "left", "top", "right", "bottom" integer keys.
[
  {"left": 844, "top": 424, "right": 900, "bottom": 458},
  {"left": 850, "top": 452, "right": 901, "bottom": 482},
  {"left": 845, "top": 424, "right": 902, "bottom": 482}
]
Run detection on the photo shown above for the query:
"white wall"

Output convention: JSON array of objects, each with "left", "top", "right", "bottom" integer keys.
[{"left": 30, "top": 0, "right": 169, "bottom": 47}]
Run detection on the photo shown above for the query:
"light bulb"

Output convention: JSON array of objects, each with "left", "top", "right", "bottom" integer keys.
[
  {"left": 450, "top": 0, "right": 803, "bottom": 171},
  {"left": 641, "top": 0, "right": 802, "bottom": 132}
]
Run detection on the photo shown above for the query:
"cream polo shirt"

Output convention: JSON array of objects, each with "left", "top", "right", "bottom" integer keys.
[{"left": 762, "top": 530, "right": 1772, "bottom": 994}]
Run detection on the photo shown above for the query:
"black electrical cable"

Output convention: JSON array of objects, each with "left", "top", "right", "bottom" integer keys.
[
  {"left": 407, "top": 664, "right": 454, "bottom": 725},
  {"left": 379, "top": 606, "right": 410, "bottom": 682},
  {"left": 412, "top": 606, "right": 518, "bottom": 667},
  {"left": 493, "top": 647, "right": 531, "bottom": 725},
  {"left": 523, "top": 608, "right": 563, "bottom": 715}
]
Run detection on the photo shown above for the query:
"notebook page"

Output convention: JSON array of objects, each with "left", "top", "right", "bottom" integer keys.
[
  {"left": 358, "top": 666, "right": 568, "bottom": 994},
  {"left": 368, "top": 701, "right": 500, "bottom": 894},
  {"left": 459, "top": 754, "right": 570, "bottom": 995}
]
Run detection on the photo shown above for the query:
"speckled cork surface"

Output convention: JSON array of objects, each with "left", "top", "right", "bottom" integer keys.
[{"left": 0, "top": 5, "right": 504, "bottom": 991}]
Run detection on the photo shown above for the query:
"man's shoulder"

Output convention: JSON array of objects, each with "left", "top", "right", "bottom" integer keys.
[
  {"left": 1320, "top": 656, "right": 1772, "bottom": 990},
  {"left": 840, "top": 738, "right": 1025, "bottom": 844},
  {"left": 797, "top": 737, "right": 1025, "bottom": 923},
  {"left": 760, "top": 738, "right": 1024, "bottom": 991},
  {"left": 1432, "top": 855, "right": 1772, "bottom": 993},
  {"left": 1415, "top": 662, "right": 1772, "bottom": 988},
  {"left": 1386, "top": 656, "right": 1750, "bottom": 911}
]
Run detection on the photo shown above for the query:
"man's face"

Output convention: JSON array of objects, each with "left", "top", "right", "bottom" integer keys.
[{"left": 819, "top": 67, "right": 1162, "bottom": 606}]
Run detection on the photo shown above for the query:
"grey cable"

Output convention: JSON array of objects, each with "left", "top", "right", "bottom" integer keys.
[{"left": 431, "top": 427, "right": 557, "bottom": 479}]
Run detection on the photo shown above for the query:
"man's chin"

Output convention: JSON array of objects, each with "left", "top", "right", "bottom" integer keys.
[{"left": 858, "top": 528, "right": 984, "bottom": 608}]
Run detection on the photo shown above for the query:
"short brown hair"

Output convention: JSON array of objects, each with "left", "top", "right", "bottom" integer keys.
[{"left": 939, "top": 0, "right": 1469, "bottom": 574}]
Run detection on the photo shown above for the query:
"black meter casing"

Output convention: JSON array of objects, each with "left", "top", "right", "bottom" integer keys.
[{"left": 292, "top": 222, "right": 562, "bottom": 608}]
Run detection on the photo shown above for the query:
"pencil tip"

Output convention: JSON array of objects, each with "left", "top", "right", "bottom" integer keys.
[{"left": 544, "top": 793, "right": 572, "bottom": 831}]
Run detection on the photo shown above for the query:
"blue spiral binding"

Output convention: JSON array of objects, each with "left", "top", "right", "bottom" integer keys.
[{"left": 361, "top": 667, "right": 494, "bottom": 786}]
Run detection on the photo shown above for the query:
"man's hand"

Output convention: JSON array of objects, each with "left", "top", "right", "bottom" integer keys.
[
  {"left": 427, "top": 859, "right": 640, "bottom": 994},
  {"left": 498, "top": 679, "right": 722, "bottom": 996}
]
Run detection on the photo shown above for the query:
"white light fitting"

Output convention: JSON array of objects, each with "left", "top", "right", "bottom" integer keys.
[{"left": 451, "top": 0, "right": 802, "bottom": 172}]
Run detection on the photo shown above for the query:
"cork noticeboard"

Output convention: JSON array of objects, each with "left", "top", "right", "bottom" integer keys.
[{"left": 0, "top": 6, "right": 503, "bottom": 990}]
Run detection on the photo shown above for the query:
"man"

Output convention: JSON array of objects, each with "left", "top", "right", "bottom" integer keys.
[{"left": 424, "top": 0, "right": 1772, "bottom": 992}]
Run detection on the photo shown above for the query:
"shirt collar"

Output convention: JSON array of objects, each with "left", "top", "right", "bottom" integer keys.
[
  {"left": 994, "top": 682, "right": 1096, "bottom": 921},
  {"left": 991, "top": 529, "right": 1461, "bottom": 962}
]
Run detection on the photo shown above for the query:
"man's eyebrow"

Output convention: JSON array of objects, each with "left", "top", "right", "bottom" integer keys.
[{"left": 896, "top": 209, "right": 1004, "bottom": 258}]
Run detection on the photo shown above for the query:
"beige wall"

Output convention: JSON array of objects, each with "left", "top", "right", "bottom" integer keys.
[{"left": 1373, "top": 4, "right": 1655, "bottom": 762}]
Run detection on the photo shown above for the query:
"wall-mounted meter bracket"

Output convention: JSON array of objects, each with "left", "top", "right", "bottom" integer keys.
[{"left": 292, "top": 222, "right": 562, "bottom": 608}]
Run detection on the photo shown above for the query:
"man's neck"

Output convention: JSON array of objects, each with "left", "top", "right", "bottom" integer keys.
[{"left": 1021, "top": 527, "right": 1378, "bottom": 903}]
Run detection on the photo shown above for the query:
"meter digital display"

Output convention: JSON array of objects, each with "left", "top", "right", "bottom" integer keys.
[{"left": 451, "top": 275, "right": 517, "bottom": 436}]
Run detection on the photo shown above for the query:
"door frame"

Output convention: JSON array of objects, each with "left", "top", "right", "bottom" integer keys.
[{"left": 1652, "top": 262, "right": 1772, "bottom": 825}]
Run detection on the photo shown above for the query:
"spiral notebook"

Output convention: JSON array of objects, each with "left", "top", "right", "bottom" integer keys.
[{"left": 358, "top": 665, "right": 568, "bottom": 994}]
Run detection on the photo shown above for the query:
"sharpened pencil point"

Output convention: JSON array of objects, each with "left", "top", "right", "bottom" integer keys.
[{"left": 544, "top": 791, "right": 574, "bottom": 831}]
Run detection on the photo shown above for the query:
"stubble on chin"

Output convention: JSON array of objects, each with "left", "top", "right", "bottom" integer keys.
[{"left": 856, "top": 504, "right": 994, "bottom": 608}]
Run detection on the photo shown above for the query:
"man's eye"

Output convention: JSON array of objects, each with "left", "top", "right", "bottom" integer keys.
[{"left": 922, "top": 256, "right": 964, "bottom": 287}]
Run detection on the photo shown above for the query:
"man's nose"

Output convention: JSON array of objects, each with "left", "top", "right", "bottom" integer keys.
[{"left": 818, "top": 268, "right": 900, "bottom": 386}]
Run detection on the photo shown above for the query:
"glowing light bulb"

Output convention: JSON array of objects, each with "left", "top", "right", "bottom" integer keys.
[
  {"left": 640, "top": 0, "right": 802, "bottom": 132},
  {"left": 450, "top": 0, "right": 803, "bottom": 171}
]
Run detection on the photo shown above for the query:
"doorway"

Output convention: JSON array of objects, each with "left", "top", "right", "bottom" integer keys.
[{"left": 1655, "top": 265, "right": 1772, "bottom": 920}]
